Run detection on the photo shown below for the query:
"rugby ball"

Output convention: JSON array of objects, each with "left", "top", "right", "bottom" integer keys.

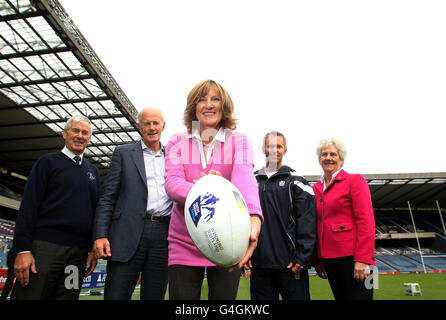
[{"left": 185, "top": 174, "right": 251, "bottom": 267}]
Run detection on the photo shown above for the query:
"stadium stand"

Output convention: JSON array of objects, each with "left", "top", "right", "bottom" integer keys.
[
  {"left": 375, "top": 259, "right": 398, "bottom": 273},
  {"left": 405, "top": 252, "right": 446, "bottom": 271},
  {"left": 0, "top": 0, "right": 140, "bottom": 182},
  {"left": 305, "top": 173, "right": 446, "bottom": 274},
  {"left": 376, "top": 252, "right": 433, "bottom": 273},
  {"left": 1, "top": 0, "right": 140, "bottom": 291}
]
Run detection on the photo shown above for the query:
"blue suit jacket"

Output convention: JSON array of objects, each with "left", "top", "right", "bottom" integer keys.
[{"left": 94, "top": 141, "right": 163, "bottom": 262}]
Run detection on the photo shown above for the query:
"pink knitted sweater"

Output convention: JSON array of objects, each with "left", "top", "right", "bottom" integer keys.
[{"left": 164, "top": 131, "right": 263, "bottom": 266}]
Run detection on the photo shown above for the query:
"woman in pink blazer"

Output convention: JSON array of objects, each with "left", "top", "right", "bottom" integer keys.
[
  {"left": 165, "top": 79, "right": 263, "bottom": 300},
  {"left": 312, "top": 138, "right": 375, "bottom": 300}
]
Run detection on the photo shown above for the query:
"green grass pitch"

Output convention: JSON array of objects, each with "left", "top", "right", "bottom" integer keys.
[{"left": 79, "top": 273, "right": 446, "bottom": 300}]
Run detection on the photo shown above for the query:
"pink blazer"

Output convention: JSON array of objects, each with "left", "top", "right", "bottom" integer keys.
[
  {"left": 312, "top": 169, "right": 375, "bottom": 265},
  {"left": 164, "top": 131, "right": 263, "bottom": 266}
]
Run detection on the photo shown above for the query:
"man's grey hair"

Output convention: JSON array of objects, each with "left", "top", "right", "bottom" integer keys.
[
  {"left": 64, "top": 115, "right": 92, "bottom": 135},
  {"left": 316, "top": 137, "right": 347, "bottom": 162},
  {"left": 137, "top": 107, "right": 165, "bottom": 125}
]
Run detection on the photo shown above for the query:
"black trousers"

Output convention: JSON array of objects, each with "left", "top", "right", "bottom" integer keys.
[
  {"left": 11, "top": 240, "right": 89, "bottom": 300},
  {"left": 168, "top": 265, "right": 242, "bottom": 300},
  {"left": 322, "top": 256, "right": 373, "bottom": 300},
  {"left": 250, "top": 267, "right": 310, "bottom": 300},
  {"left": 104, "top": 218, "right": 169, "bottom": 300}
]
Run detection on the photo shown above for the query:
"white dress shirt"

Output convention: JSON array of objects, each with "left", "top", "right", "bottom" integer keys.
[
  {"left": 320, "top": 168, "right": 342, "bottom": 191},
  {"left": 61, "top": 146, "right": 83, "bottom": 164},
  {"left": 188, "top": 126, "right": 229, "bottom": 170},
  {"left": 141, "top": 141, "right": 172, "bottom": 216}
]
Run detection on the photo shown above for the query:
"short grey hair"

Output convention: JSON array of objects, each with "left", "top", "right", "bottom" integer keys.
[
  {"left": 137, "top": 107, "right": 165, "bottom": 125},
  {"left": 316, "top": 137, "right": 347, "bottom": 162},
  {"left": 64, "top": 115, "right": 92, "bottom": 135}
]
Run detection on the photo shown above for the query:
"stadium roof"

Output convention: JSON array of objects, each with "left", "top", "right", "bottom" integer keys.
[
  {"left": 0, "top": 0, "right": 140, "bottom": 181},
  {"left": 305, "top": 172, "right": 446, "bottom": 211}
]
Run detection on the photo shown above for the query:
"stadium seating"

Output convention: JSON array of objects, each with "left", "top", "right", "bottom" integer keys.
[
  {"left": 376, "top": 253, "right": 431, "bottom": 273},
  {"left": 0, "top": 251, "right": 7, "bottom": 269},
  {"left": 373, "top": 211, "right": 446, "bottom": 273},
  {"left": 0, "top": 219, "right": 14, "bottom": 257},
  {"left": 405, "top": 253, "right": 446, "bottom": 271},
  {"left": 0, "top": 219, "right": 14, "bottom": 238},
  {"left": 375, "top": 259, "right": 398, "bottom": 273}
]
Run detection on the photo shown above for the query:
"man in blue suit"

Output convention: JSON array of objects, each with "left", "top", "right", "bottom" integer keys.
[{"left": 93, "top": 107, "right": 173, "bottom": 300}]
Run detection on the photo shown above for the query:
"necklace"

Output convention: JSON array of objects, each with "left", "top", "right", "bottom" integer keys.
[{"left": 202, "top": 139, "right": 213, "bottom": 146}]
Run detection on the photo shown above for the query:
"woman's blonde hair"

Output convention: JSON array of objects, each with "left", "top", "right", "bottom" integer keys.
[{"left": 183, "top": 79, "right": 237, "bottom": 133}]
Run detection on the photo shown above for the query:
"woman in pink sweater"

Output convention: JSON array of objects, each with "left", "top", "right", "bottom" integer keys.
[{"left": 165, "top": 79, "right": 263, "bottom": 300}]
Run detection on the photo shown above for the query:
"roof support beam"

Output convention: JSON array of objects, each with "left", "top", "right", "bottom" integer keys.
[
  {"left": 0, "top": 96, "right": 112, "bottom": 110},
  {"left": 0, "top": 74, "right": 95, "bottom": 89},
  {"left": 0, "top": 114, "right": 129, "bottom": 128},
  {"left": 0, "top": 134, "right": 60, "bottom": 142},
  {"left": 0, "top": 11, "right": 41, "bottom": 22},
  {"left": 0, "top": 47, "right": 73, "bottom": 60}
]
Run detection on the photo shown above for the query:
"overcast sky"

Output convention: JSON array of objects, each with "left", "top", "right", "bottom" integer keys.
[{"left": 59, "top": 0, "right": 446, "bottom": 176}]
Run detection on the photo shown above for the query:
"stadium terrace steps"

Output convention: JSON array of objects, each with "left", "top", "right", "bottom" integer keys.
[
  {"left": 405, "top": 253, "right": 446, "bottom": 271},
  {"left": 376, "top": 254, "right": 431, "bottom": 273}
]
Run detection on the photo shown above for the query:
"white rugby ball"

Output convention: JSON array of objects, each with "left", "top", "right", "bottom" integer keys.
[{"left": 185, "top": 174, "right": 251, "bottom": 267}]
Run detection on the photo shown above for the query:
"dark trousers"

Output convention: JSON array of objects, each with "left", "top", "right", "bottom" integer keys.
[
  {"left": 11, "top": 240, "right": 89, "bottom": 300},
  {"left": 104, "top": 218, "right": 169, "bottom": 300},
  {"left": 322, "top": 256, "right": 373, "bottom": 300},
  {"left": 250, "top": 267, "right": 310, "bottom": 300},
  {"left": 168, "top": 265, "right": 242, "bottom": 300}
]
